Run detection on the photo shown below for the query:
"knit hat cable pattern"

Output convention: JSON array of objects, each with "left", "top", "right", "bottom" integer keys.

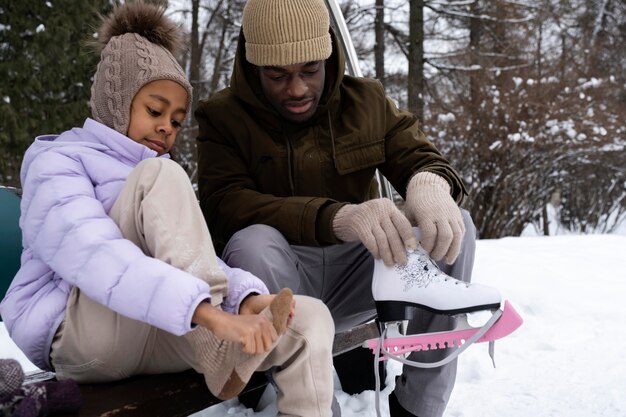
[
  {"left": 89, "top": 2, "right": 193, "bottom": 135},
  {"left": 243, "top": 0, "right": 332, "bottom": 66}
]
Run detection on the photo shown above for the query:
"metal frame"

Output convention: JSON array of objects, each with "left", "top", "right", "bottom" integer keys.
[
  {"left": 324, "top": 0, "right": 395, "bottom": 200},
  {"left": 325, "top": 0, "right": 362, "bottom": 78}
]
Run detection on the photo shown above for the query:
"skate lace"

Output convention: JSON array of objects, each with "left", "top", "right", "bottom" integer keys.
[{"left": 398, "top": 247, "right": 469, "bottom": 289}]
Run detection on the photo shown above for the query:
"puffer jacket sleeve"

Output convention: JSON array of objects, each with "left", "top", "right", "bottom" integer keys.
[
  {"left": 21, "top": 151, "right": 211, "bottom": 336},
  {"left": 217, "top": 258, "right": 269, "bottom": 314}
]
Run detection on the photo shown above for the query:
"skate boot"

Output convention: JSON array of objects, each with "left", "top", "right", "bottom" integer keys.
[
  {"left": 372, "top": 245, "right": 502, "bottom": 322},
  {"left": 366, "top": 245, "right": 523, "bottom": 417}
]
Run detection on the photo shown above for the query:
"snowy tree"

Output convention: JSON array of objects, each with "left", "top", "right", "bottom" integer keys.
[
  {"left": 339, "top": 0, "right": 624, "bottom": 237},
  {"left": 2, "top": 0, "right": 623, "bottom": 236},
  {"left": 167, "top": 0, "right": 245, "bottom": 179},
  {"left": 0, "top": 0, "right": 112, "bottom": 187}
]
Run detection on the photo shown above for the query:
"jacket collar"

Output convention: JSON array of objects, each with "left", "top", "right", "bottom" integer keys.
[{"left": 82, "top": 118, "right": 165, "bottom": 164}]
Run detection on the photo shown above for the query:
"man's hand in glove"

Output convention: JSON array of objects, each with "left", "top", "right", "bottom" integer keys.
[
  {"left": 332, "top": 198, "right": 417, "bottom": 266},
  {"left": 405, "top": 172, "right": 465, "bottom": 264}
]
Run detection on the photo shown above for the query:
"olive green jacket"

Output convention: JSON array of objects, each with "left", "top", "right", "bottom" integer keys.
[{"left": 195, "top": 30, "right": 466, "bottom": 255}]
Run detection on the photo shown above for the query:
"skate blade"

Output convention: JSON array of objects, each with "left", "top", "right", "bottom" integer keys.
[{"left": 364, "top": 300, "right": 523, "bottom": 358}]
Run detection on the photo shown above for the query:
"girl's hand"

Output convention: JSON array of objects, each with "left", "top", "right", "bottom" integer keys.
[
  {"left": 240, "top": 294, "right": 296, "bottom": 326},
  {"left": 191, "top": 289, "right": 296, "bottom": 354},
  {"left": 192, "top": 302, "right": 277, "bottom": 354}
]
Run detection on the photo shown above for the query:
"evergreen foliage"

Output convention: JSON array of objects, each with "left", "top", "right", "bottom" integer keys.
[{"left": 0, "top": 0, "right": 112, "bottom": 187}]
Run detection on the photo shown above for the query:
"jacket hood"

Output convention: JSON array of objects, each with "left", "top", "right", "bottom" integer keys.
[{"left": 229, "top": 28, "right": 346, "bottom": 132}]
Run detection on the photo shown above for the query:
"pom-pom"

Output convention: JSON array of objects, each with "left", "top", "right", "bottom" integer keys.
[{"left": 94, "top": 1, "right": 184, "bottom": 55}]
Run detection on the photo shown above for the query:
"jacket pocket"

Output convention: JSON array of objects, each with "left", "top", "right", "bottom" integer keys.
[{"left": 334, "top": 138, "right": 385, "bottom": 175}]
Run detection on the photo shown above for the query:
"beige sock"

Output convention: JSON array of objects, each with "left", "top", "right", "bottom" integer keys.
[{"left": 185, "top": 288, "right": 293, "bottom": 399}]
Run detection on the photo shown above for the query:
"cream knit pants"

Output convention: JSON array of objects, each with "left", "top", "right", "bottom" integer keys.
[{"left": 50, "top": 158, "right": 335, "bottom": 416}]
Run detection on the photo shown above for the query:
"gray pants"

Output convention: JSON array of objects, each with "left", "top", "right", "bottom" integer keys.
[{"left": 222, "top": 210, "right": 475, "bottom": 417}]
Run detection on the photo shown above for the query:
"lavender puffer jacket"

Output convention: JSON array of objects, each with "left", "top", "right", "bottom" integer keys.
[{"left": 0, "top": 119, "right": 268, "bottom": 371}]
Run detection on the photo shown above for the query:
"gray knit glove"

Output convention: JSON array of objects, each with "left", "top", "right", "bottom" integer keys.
[
  {"left": 405, "top": 172, "right": 465, "bottom": 264},
  {"left": 333, "top": 198, "right": 417, "bottom": 266}
]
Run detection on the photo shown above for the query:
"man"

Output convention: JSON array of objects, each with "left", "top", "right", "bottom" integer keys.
[{"left": 195, "top": 0, "right": 477, "bottom": 415}]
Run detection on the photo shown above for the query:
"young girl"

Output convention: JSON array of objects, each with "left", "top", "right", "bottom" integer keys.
[{"left": 0, "top": 3, "right": 335, "bottom": 416}]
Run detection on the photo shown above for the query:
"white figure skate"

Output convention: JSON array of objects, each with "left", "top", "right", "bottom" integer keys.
[
  {"left": 365, "top": 245, "right": 523, "bottom": 366},
  {"left": 365, "top": 245, "right": 523, "bottom": 417}
]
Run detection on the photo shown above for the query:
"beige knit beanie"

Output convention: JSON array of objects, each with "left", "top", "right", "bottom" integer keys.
[
  {"left": 90, "top": 1, "right": 193, "bottom": 136},
  {"left": 242, "top": 0, "right": 332, "bottom": 66}
]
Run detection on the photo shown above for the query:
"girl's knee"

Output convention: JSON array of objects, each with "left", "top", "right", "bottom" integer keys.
[
  {"left": 290, "top": 296, "right": 335, "bottom": 343},
  {"left": 131, "top": 158, "right": 189, "bottom": 188}
]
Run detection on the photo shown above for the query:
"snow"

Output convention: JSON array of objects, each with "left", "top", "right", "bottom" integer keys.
[
  {"left": 438, "top": 113, "right": 456, "bottom": 124},
  {"left": 508, "top": 132, "right": 535, "bottom": 143},
  {"left": 2, "top": 232, "right": 625, "bottom": 417},
  {"left": 488, "top": 140, "right": 502, "bottom": 150}
]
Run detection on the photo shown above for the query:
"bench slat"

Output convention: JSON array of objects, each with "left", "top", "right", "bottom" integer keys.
[{"left": 51, "top": 370, "right": 276, "bottom": 417}]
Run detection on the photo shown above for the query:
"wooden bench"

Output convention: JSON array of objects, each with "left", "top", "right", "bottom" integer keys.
[{"left": 0, "top": 186, "right": 380, "bottom": 416}]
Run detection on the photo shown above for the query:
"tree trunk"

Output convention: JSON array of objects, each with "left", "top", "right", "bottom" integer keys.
[
  {"left": 542, "top": 204, "right": 550, "bottom": 236},
  {"left": 536, "top": 9, "right": 542, "bottom": 94},
  {"left": 469, "top": 1, "right": 481, "bottom": 118},
  {"left": 189, "top": 0, "right": 201, "bottom": 113},
  {"left": 408, "top": 0, "right": 424, "bottom": 120},
  {"left": 374, "top": 0, "right": 385, "bottom": 85},
  {"left": 493, "top": 2, "right": 507, "bottom": 90},
  {"left": 209, "top": 18, "right": 229, "bottom": 96}
]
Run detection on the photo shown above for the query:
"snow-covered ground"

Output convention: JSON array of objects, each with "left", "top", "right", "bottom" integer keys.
[{"left": 2, "top": 232, "right": 625, "bottom": 417}]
